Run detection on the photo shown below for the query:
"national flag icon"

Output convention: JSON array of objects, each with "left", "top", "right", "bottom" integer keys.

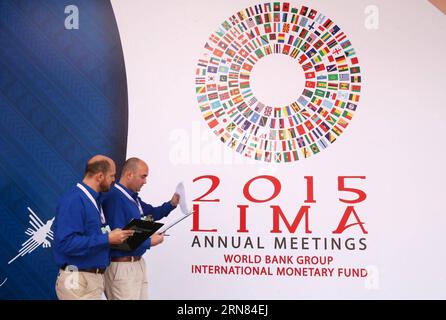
[
  {"left": 319, "top": 108, "right": 328, "bottom": 118},
  {"left": 212, "top": 48, "right": 223, "bottom": 57},
  {"left": 304, "top": 120, "right": 314, "bottom": 130},
  {"left": 342, "top": 110, "right": 353, "bottom": 120},
  {"left": 208, "top": 119, "right": 219, "bottom": 129},
  {"left": 211, "top": 100, "right": 221, "bottom": 109},
  {"left": 326, "top": 64, "right": 337, "bottom": 72},
  {"left": 317, "top": 81, "right": 327, "bottom": 88},
  {"left": 301, "top": 147, "right": 310, "bottom": 158},
  {"left": 351, "top": 75, "right": 361, "bottom": 83},
  {"left": 255, "top": 150, "right": 263, "bottom": 161},
  {"left": 236, "top": 143, "right": 246, "bottom": 154},
  {"left": 335, "top": 55, "right": 346, "bottom": 64},
  {"left": 325, "top": 132, "right": 336, "bottom": 143},
  {"left": 311, "top": 55, "right": 322, "bottom": 64},
  {"left": 278, "top": 33, "right": 285, "bottom": 42},
  {"left": 318, "top": 138, "right": 328, "bottom": 149},
  {"left": 230, "top": 88, "right": 240, "bottom": 96},
  {"left": 313, "top": 40, "right": 324, "bottom": 50},
  {"left": 320, "top": 122, "right": 330, "bottom": 132},
  {"left": 225, "top": 48, "right": 236, "bottom": 57},
  {"left": 338, "top": 64, "right": 349, "bottom": 72},
  {"left": 332, "top": 125, "right": 343, "bottom": 136},
  {"left": 351, "top": 85, "right": 361, "bottom": 93},
  {"left": 339, "top": 83, "right": 349, "bottom": 90},
  {"left": 335, "top": 100, "right": 345, "bottom": 108},
  {"left": 337, "top": 91, "right": 348, "bottom": 100},
  {"left": 208, "top": 92, "right": 218, "bottom": 100},
  {"left": 232, "top": 95, "right": 243, "bottom": 104},
  {"left": 331, "top": 107, "right": 341, "bottom": 117},
  {"left": 250, "top": 112, "right": 260, "bottom": 124},
  {"left": 319, "top": 47, "right": 330, "bottom": 57},
  {"left": 242, "top": 120, "right": 251, "bottom": 130},
  {"left": 346, "top": 102, "right": 357, "bottom": 111},
  {"left": 322, "top": 99, "right": 333, "bottom": 110},
  {"left": 200, "top": 105, "right": 210, "bottom": 112},
  {"left": 240, "top": 82, "right": 250, "bottom": 89},
  {"left": 207, "top": 66, "right": 218, "bottom": 73},
  {"left": 305, "top": 81, "right": 316, "bottom": 88},
  {"left": 196, "top": 86, "right": 206, "bottom": 94},
  {"left": 297, "top": 137, "right": 305, "bottom": 147},
  {"left": 337, "top": 118, "right": 348, "bottom": 128},
  {"left": 305, "top": 72, "right": 315, "bottom": 79},
  {"left": 282, "top": 44, "right": 291, "bottom": 55},
  {"left": 324, "top": 116, "right": 335, "bottom": 126},
  {"left": 350, "top": 66, "right": 360, "bottom": 74},
  {"left": 196, "top": 75, "right": 206, "bottom": 84},
  {"left": 306, "top": 48, "right": 317, "bottom": 58},
  {"left": 321, "top": 32, "right": 331, "bottom": 42},
  {"left": 302, "top": 89, "right": 313, "bottom": 98},
  {"left": 259, "top": 116, "right": 268, "bottom": 127},
  {"left": 242, "top": 63, "right": 253, "bottom": 71},
  {"left": 344, "top": 47, "right": 355, "bottom": 57},
  {"left": 310, "top": 143, "right": 320, "bottom": 154},
  {"left": 328, "top": 82, "right": 338, "bottom": 90},
  {"left": 207, "top": 83, "right": 217, "bottom": 91},
  {"left": 302, "top": 62, "right": 313, "bottom": 71},
  {"left": 219, "top": 65, "right": 229, "bottom": 73},
  {"left": 197, "top": 95, "right": 208, "bottom": 103},
  {"left": 264, "top": 23, "right": 272, "bottom": 33},
  {"left": 296, "top": 124, "right": 306, "bottom": 136},
  {"left": 349, "top": 94, "right": 360, "bottom": 102},
  {"left": 219, "top": 92, "right": 230, "bottom": 100},
  {"left": 315, "top": 64, "right": 325, "bottom": 72},
  {"left": 315, "top": 89, "right": 325, "bottom": 97}
]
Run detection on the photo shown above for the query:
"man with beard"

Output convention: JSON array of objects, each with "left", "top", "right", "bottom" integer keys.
[
  {"left": 102, "top": 157, "right": 179, "bottom": 300},
  {"left": 53, "top": 155, "right": 134, "bottom": 300}
]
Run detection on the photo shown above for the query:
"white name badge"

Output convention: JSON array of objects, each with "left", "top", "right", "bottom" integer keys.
[{"left": 101, "top": 225, "right": 111, "bottom": 234}]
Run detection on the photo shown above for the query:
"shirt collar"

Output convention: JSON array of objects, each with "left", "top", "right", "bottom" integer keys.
[
  {"left": 80, "top": 182, "right": 100, "bottom": 201},
  {"left": 116, "top": 182, "right": 138, "bottom": 200}
]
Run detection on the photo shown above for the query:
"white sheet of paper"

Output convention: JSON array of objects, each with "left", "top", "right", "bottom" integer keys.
[
  {"left": 175, "top": 182, "right": 190, "bottom": 215},
  {"left": 158, "top": 211, "right": 193, "bottom": 234}
]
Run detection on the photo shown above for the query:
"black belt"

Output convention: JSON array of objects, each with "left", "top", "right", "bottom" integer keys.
[{"left": 60, "top": 265, "right": 106, "bottom": 274}]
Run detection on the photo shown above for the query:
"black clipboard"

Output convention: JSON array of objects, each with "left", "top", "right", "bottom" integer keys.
[{"left": 110, "top": 219, "right": 164, "bottom": 251}]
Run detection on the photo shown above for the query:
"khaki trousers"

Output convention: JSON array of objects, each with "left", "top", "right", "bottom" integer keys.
[
  {"left": 104, "top": 258, "right": 148, "bottom": 300},
  {"left": 56, "top": 269, "right": 104, "bottom": 300}
]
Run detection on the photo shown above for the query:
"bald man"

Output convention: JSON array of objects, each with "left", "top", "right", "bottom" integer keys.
[
  {"left": 102, "top": 157, "right": 179, "bottom": 300},
  {"left": 53, "top": 155, "right": 134, "bottom": 300}
]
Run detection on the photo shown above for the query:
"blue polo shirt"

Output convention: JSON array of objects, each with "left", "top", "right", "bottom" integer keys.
[
  {"left": 53, "top": 182, "right": 110, "bottom": 269},
  {"left": 102, "top": 183, "right": 175, "bottom": 258}
]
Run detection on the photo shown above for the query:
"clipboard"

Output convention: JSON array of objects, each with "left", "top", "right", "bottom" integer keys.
[{"left": 110, "top": 219, "right": 164, "bottom": 251}]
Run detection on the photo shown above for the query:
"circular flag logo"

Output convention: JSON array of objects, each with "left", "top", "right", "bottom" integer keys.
[{"left": 195, "top": 3, "right": 362, "bottom": 163}]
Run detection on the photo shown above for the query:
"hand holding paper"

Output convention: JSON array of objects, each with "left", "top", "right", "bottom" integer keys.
[
  {"left": 175, "top": 182, "right": 191, "bottom": 216},
  {"left": 159, "top": 182, "right": 193, "bottom": 234}
]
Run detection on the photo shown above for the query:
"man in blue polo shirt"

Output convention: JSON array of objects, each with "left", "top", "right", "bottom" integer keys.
[
  {"left": 53, "top": 155, "right": 135, "bottom": 300},
  {"left": 102, "top": 157, "right": 179, "bottom": 300}
]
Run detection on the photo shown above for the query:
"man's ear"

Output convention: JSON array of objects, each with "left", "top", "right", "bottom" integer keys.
[{"left": 96, "top": 172, "right": 105, "bottom": 182}]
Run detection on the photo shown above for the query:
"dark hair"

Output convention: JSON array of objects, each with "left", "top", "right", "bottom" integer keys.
[{"left": 84, "top": 160, "right": 111, "bottom": 177}]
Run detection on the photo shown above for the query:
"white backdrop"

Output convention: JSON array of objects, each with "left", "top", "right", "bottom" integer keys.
[{"left": 111, "top": 0, "right": 446, "bottom": 299}]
